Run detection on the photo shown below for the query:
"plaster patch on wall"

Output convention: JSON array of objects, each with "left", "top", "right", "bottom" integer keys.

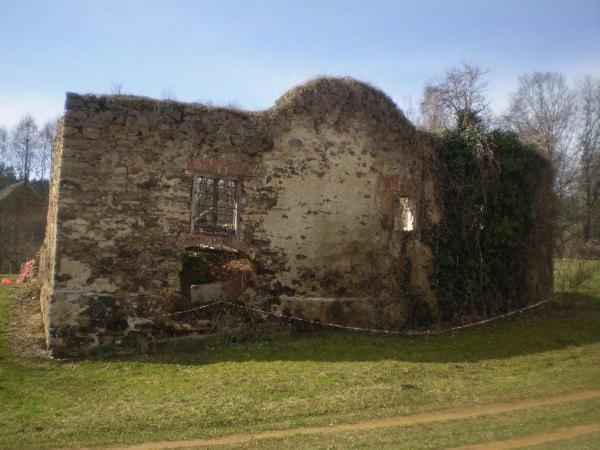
[
  {"left": 59, "top": 258, "right": 92, "bottom": 288},
  {"left": 88, "top": 277, "right": 118, "bottom": 293}
]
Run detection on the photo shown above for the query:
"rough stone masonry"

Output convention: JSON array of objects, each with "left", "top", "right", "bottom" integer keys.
[{"left": 37, "top": 77, "right": 553, "bottom": 356}]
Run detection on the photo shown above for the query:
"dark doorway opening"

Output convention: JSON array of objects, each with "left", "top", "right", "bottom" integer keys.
[{"left": 179, "top": 246, "right": 253, "bottom": 308}]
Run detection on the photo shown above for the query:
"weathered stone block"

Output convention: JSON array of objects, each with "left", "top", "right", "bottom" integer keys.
[{"left": 190, "top": 282, "right": 224, "bottom": 304}]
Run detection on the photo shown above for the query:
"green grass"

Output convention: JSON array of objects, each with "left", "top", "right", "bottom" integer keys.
[
  {"left": 554, "top": 258, "right": 600, "bottom": 294},
  {"left": 0, "top": 264, "right": 599, "bottom": 449},
  {"left": 221, "top": 398, "right": 600, "bottom": 449},
  {"left": 537, "top": 431, "right": 600, "bottom": 449}
]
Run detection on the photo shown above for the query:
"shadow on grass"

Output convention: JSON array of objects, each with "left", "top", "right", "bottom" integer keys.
[{"left": 85, "top": 292, "right": 600, "bottom": 366}]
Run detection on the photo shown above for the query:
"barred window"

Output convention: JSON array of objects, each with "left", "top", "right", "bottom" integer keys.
[{"left": 191, "top": 176, "right": 240, "bottom": 234}]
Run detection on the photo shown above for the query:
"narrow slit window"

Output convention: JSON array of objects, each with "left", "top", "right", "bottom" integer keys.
[
  {"left": 191, "top": 176, "right": 240, "bottom": 234},
  {"left": 394, "top": 196, "right": 416, "bottom": 232}
]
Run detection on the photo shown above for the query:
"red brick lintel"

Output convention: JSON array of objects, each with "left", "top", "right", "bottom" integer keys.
[
  {"left": 186, "top": 157, "right": 252, "bottom": 179},
  {"left": 378, "top": 174, "right": 419, "bottom": 196}
]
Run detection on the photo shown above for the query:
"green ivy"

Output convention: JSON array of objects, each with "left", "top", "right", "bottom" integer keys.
[{"left": 430, "top": 122, "right": 545, "bottom": 323}]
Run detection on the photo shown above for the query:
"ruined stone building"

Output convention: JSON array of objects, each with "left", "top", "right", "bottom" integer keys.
[{"left": 38, "top": 77, "right": 553, "bottom": 356}]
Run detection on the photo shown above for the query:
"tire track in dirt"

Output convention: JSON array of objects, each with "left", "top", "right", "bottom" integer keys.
[
  {"left": 105, "top": 390, "right": 600, "bottom": 449},
  {"left": 452, "top": 422, "right": 600, "bottom": 449}
]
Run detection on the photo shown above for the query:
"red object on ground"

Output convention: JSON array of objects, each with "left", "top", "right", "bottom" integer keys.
[
  {"left": 1, "top": 278, "right": 13, "bottom": 285},
  {"left": 17, "top": 259, "right": 34, "bottom": 284}
]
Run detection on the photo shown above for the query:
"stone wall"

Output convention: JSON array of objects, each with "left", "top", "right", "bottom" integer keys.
[
  {"left": 39, "top": 119, "right": 63, "bottom": 337},
  {"left": 38, "top": 77, "right": 552, "bottom": 356},
  {"left": 38, "top": 78, "right": 443, "bottom": 355}
]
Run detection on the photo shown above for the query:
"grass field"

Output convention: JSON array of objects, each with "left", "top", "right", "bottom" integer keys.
[{"left": 0, "top": 260, "right": 599, "bottom": 449}]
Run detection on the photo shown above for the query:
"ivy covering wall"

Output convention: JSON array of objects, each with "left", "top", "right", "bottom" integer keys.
[{"left": 430, "top": 116, "right": 553, "bottom": 323}]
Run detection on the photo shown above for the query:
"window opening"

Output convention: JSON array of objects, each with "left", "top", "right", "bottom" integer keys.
[
  {"left": 191, "top": 176, "right": 239, "bottom": 234},
  {"left": 394, "top": 196, "right": 416, "bottom": 232}
]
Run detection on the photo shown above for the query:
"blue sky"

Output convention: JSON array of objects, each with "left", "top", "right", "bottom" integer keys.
[{"left": 1, "top": 0, "right": 599, "bottom": 127}]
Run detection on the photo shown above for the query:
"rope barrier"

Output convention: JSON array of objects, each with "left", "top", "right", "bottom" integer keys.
[
  {"left": 403, "top": 293, "right": 563, "bottom": 336},
  {"left": 161, "top": 301, "right": 221, "bottom": 317},
  {"left": 162, "top": 293, "right": 563, "bottom": 336}
]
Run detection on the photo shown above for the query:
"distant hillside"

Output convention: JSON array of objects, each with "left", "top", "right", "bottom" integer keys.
[{"left": 0, "top": 182, "right": 48, "bottom": 273}]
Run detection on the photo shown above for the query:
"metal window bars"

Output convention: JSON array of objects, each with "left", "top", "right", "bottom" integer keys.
[{"left": 191, "top": 176, "right": 239, "bottom": 234}]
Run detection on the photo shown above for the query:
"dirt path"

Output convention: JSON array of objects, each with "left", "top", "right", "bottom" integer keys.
[
  {"left": 453, "top": 422, "right": 600, "bottom": 449},
  {"left": 104, "top": 390, "right": 600, "bottom": 449}
]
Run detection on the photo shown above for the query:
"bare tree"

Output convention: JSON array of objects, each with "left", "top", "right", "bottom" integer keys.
[
  {"left": 38, "top": 120, "right": 57, "bottom": 180},
  {"left": 575, "top": 76, "right": 600, "bottom": 244},
  {"left": 110, "top": 81, "right": 125, "bottom": 95},
  {"left": 10, "top": 115, "right": 40, "bottom": 182},
  {"left": 420, "top": 86, "right": 449, "bottom": 131},
  {"left": 400, "top": 95, "right": 422, "bottom": 128},
  {"left": 0, "top": 126, "right": 8, "bottom": 163},
  {"left": 503, "top": 72, "right": 576, "bottom": 180},
  {"left": 420, "top": 62, "right": 491, "bottom": 131},
  {"left": 502, "top": 72, "right": 577, "bottom": 252}
]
